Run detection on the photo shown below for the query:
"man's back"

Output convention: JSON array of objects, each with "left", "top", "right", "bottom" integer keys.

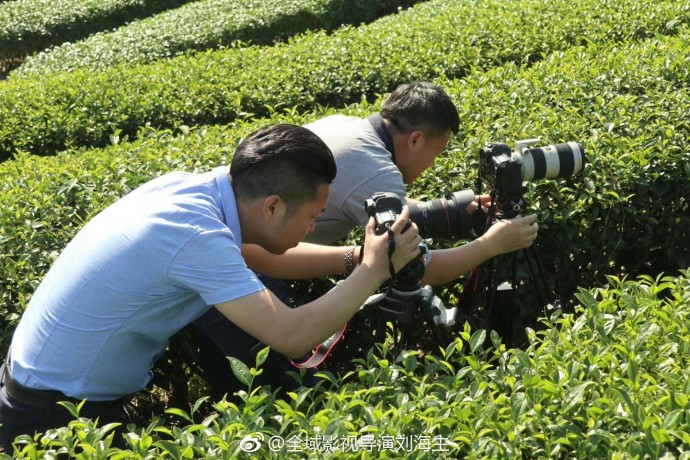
[
  {"left": 9, "top": 167, "right": 260, "bottom": 400},
  {"left": 304, "top": 115, "right": 405, "bottom": 244}
]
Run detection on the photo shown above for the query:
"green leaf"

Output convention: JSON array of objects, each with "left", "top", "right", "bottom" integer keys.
[
  {"left": 510, "top": 393, "right": 531, "bottom": 421},
  {"left": 563, "top": 382, "right": 595, "bottom": 413},
  {"left": 228, "top": 356, "right": 252, "bottom": 387},
  {"left": 57, "top": 400, "right": 84, "bottom": 419},
  {"left": 469, "top": 329, "right": 486, "bottom": 353},
  {"left": 165, "top": 407, "right": 193, "bottom": 423},
  {"left": 255, "top": 346, "right": 270, "bottom": 368}
]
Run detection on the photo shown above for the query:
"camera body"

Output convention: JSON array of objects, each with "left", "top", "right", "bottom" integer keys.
[
  {"left": 480, "top": 138, "right": 586, "bottom": 214},
  {"left": 365, "top": 192, "right": 425, "bottom": 293},
  {"left": 365, "top": 191, "right": 410, "bottom": 235}
]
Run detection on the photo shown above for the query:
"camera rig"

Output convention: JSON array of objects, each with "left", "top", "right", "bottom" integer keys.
[
  {"left": 460, "top": 138, "right": 587, "bottom": 346},
  {"left": 356, "top": 138, "right": 586, "bottom": 352},
  {"left": 357, "top": 192, "right": 457, "bottom": 350}
]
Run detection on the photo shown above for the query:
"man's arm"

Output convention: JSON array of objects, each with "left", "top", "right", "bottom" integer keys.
[
  {"left": 242, "top": 243, "right": 357, "bottom": 279},
  {"left": 216, "top": 209, "right": 422, "bottom": 358},
  {"left": 422, "top": 214, "right": 539, "bottom": 286}
]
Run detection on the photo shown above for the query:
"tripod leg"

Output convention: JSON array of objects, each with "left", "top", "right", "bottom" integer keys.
[
  {"left": 375, "top": 317, "right": 387, "bottom": 345},
  {"left": 522, "top": 246, "right": 555, "bottom": 307}
]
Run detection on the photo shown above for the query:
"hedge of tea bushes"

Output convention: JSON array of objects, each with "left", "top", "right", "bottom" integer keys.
[
  {"left": 13, "top": 0, "right": 422, "bottom": 78},
  {"left": 1, "top": 0, "right": 688, "bottom": 160},
  {"left": 2, "top": 273, "right": 689, "bottom": 458},
  {"left": 3, "top": 29, "right": 690, "bottom": 357},
  {"left": 0, "top": 0, "right": 192, "bottom": 65}
]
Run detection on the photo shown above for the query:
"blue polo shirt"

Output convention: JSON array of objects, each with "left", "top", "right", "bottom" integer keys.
[{"left": 9, "top": 167, "right": 265, "bottom": 400}]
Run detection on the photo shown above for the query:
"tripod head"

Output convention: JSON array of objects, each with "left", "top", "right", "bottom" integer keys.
[{"left": 358, "top": 285, "right": 457, "bottom": 351}]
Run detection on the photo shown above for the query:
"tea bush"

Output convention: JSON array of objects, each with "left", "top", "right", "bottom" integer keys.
[
  {"left": 1, "top": 0, "right": 688, "bottom": 159},
  {"left": 13, "top": 0, "right": 422, "bottom": 77},
  {"left": 0, "top": 0, "right": 192, "bottom": 69},
  {"left": 2, "top": 273, "right": 689, "bottom": 458},
  {"left": 1, "top": 0, "right": 690, "bottom": 457}
]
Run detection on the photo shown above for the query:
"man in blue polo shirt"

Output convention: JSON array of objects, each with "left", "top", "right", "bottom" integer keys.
[{"left": 0, "top": 123, "right": 423, "bottom": 452}]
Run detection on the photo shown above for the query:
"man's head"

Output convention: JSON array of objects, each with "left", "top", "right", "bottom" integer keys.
[
  {"left": 381, "top": 81, "right": 460, "bottom": 184},
  {"left": 231, "top": 124, "right": 336, "bottom": 252}
]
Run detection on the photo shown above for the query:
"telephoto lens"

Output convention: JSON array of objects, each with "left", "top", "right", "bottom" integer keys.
[
  {"left": 518, "top": 142, "right": 586, "bottom": 181},
  {"left": 407, "top": 189, "right": 476, "bottom": 239}
]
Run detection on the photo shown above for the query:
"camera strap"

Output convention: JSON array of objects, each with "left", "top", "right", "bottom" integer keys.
[
  {"left": 290, "top": 227, "right": 397, "bottom": 369},
  {"left": 289, "top": 323, "right": 347, "bottom": 369},
  {"left": 386, "top": 227, "right": 397, "bottom": 283}
]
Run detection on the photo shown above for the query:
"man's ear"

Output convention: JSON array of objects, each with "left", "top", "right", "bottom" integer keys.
[
  {"left": 407, "top": 130, "right": 424, "bottom": 150},
  {"left": 262, "top": 195, "right": 283, "bottom": 219}
]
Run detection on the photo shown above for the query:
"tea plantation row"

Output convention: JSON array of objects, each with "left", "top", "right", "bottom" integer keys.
[
  {"left": 13, "top": 0, "right": 421, "bottom": 77},
  {"left": 4, "top": 270, "right": 690, "bottom": 457},
  {"left": 1, "top": 0, "right": 689, "bottom": 457},
  {"left": 2, "top": 27, "right": 689, "bottom": 350},
  {"left": 0, "top": 0, "right": 192, "bottom": 65},
  {"left": 0, "top": 0, "right": 688, "bottom": 159}
]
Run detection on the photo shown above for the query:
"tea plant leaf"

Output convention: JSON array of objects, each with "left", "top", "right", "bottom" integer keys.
[
  {"left": 228, "top": 356, "right": 252, "bottom": 387},
  {"left": 469, "top": 329, "right": 487, "bottom": 353},
  {"left": 564, "top": 381, "right": 595, "bottom": 413},
  {"left": 165, "top": 407, "right": 193, "bottom": 423},
  {"left": 255, "top": 346, "right": 270, "bottom": 368}
]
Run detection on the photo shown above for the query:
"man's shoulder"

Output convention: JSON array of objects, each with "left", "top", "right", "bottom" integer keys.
[
  {"left": 305, "top": 114, "right": 370, "bottom": 133},
  {"left": 306, "top": 115, "right": 385, "bottom": 154}
]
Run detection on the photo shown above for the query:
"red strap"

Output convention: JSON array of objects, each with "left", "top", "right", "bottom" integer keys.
[{"left": 289, "top": 324, "right": 347, "bottom": 369}]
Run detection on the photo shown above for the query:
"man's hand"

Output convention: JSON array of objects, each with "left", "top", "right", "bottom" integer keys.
[
  {"left": 466, "top": 194, "right": 492, "bottom": 215},
  {"left": 480, "top": 214, "right": 539, "bottom": 258},
  {"left": 360, "top": 206, "right": 422, "bottom": 282}
]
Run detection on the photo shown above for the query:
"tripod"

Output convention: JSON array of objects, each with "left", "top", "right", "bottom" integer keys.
[
  {"left": 357, "top": 283, "right": 457, "bottom": 353},
  {"left": 457, "top": 197, "right": 557, "bottom": 348}
]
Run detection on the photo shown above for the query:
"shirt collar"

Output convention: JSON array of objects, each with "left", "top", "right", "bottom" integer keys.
[
  {"left": 367, "top": 113, "right": 396, "bottom": 163},
  {"left": 213, "top": 166, "right": 242, "bottom": 243}
]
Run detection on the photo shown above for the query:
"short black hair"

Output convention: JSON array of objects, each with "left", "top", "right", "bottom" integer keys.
[
  {"left": 380, "top": 81, "right": 460, "bottom": 138},
  {"left": 230, "top": 124, "right": 336, "bottom": 215}
]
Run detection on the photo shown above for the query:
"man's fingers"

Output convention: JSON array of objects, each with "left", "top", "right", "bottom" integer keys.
[
  {"left": 389, "top": 206, "right": 411, "bottom": 233},
  {"left": 522, "top": 213, "right": 538, "bottom": 225}
]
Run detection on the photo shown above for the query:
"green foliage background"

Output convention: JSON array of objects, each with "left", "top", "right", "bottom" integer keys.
[{"left": 0, "top": 0, "right": 689, "bottom": 458}]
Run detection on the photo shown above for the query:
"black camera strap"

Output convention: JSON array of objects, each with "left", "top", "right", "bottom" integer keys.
[{"left": 386, "top": 227, "right": 397, "bottom": 285}]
